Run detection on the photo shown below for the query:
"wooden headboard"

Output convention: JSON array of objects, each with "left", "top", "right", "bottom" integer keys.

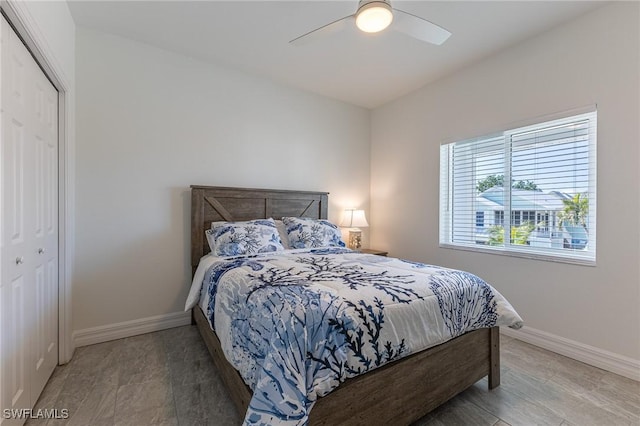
[{"left": 190, "top": 185, "right": 329, "bottom": 274}]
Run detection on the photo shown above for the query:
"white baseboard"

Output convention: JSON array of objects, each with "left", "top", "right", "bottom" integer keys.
[
  {"left": 501, "top": 326, "right": 640, "bottom": 381},
  {"left": 72, "top": 314, "right": 640, "bottom": 381},
  {"left": 73, "top": 311, "right": 192, "bottom": 348}
]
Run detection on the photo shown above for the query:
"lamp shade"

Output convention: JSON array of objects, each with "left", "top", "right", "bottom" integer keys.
[{"left": 340, "top": 209, "right": 369, "bottom": 228}]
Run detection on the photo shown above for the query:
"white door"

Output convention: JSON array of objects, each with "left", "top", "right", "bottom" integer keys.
[
  {"left": 0, "top": 15, "right": 58, "bottom": 424},
  {"left": 29, "top": 19, "right": 58, "bottom": 400}
]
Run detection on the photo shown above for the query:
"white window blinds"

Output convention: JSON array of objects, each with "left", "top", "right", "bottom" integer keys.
[{"left": 440, "top": 110, "right": 597, "bottom": 264}]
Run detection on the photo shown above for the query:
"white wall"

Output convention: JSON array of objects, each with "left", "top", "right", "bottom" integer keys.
[
  {"left": 371, "top": 2, "right": 640, "bottom": 363},
  {"left": 8, "top": 0, "right": 75, "bottom": 83},
  {"left": 74, "top": 28, "right": 371, "bottom": 331}
]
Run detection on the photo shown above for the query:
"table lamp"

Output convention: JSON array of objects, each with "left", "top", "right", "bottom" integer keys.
[{"left": 340, "top": 209, "right": 369, "bottom": 250}]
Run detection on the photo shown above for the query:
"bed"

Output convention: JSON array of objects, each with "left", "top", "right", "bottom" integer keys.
[{"left": 187, "top": 185, "right": 522, "bottom": 425}]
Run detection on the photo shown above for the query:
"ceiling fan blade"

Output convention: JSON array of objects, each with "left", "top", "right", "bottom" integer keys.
[
  {"left": 290, "top": 15, "right": 354, "bottom": 46},
  {"left": 392, "top": 8, "right": 451, "bottom": 45}
]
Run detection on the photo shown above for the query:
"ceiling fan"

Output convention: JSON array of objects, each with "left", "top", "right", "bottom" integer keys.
[{"left": 290, "top": 0, "right": 452, "bottom": 46}]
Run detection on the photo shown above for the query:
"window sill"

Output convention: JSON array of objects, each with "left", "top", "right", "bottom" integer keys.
[{"left": 439, "top": 243, "right": 596, "bottom": 266}]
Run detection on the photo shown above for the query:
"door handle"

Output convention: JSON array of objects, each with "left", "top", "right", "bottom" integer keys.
[
  {"left": 16, "top": 256, "right": 24, "bottom": 265},
  {"left": 38, "top": 248, "right": 45, "bottom": 254}
]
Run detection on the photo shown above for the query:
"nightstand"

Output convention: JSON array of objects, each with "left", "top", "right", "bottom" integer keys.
[{"left": 358, "top": 248, "right": 388, "bottom": 257}]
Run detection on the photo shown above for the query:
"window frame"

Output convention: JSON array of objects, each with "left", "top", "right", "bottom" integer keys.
[{"left": 439, "top": 108, "right": 597, "bottom": 266}]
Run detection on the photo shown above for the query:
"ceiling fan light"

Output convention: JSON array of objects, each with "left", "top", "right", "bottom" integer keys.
[{"left": 355, "top": 1, "right": 393, "bottom": 33}]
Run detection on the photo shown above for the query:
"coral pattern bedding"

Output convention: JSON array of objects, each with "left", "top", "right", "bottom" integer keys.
[{"left": 185, "top": 248, "right": 523, "bottom": 426}]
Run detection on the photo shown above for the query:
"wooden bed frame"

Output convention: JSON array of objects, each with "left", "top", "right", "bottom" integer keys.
[{"left": 190, "top": 185, "right": 500, "bottom": 425}]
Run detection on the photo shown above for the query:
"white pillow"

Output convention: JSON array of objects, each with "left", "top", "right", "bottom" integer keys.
[{"left": 207, "top": 218, "right": 285, "bottom": 256}]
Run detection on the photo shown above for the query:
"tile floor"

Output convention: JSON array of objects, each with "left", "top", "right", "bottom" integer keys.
[{"left": 26, "top": 326, "right": 639, "bottom": 426}]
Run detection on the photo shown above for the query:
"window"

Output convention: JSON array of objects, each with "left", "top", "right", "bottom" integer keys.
[
  {"left": 511, "top": 210, "right": 535, "bottom": 227},
  {"left": 536, "top": 212, "right": 550, "bottom": 234},
  {"left": 440, "top": 110, "right": 596, "bottom": 264}
]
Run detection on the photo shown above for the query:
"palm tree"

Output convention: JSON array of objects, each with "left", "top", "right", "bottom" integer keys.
[
  {"left": 558, "top": 193, "right": 589, "bottom": 229},
  {"left": 488, "top": 222, "right": 536, "bottom": 246},
  {"left": 557, "top": 193, "right": 589, "bottom": 250}
]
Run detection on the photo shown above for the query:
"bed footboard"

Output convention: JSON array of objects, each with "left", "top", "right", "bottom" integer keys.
[{"left": 193, "top": 306, "right": 500, "bottom": 425}]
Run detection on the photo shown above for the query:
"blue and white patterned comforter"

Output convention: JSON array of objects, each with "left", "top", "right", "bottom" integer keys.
[{"left": 185, "top": 248, "right": 523, "bottom": 425}]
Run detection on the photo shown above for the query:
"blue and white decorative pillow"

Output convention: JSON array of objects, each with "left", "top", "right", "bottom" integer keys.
[
  {"left": 207, "top": 218, "right": 285, "bottom": 256},
  {"left": 281, "top": 217, "right": 346, "bottom": 249}
]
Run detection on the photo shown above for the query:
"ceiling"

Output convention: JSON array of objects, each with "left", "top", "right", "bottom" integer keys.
[{"left": 68, "top": 1, "right": 606, "bottom": 109}]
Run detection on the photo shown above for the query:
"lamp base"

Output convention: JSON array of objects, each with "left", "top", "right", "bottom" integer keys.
[{"left": 347, "top": 229, "right": 362, "bottom": 250}]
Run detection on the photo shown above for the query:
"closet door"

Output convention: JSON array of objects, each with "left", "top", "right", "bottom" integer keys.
[
  {"left": 1, "top": 15, "right": 34, "bottom": 418},
  {"left": 30, "top": 26, "right": 58, "bottom": 398},
  {"left": 0, "top": 15, "right": 58, "bottom": 422}
]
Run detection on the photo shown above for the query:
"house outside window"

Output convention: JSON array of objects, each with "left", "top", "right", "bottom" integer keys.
[{"left": 439, "top": 109, "right": 597, "bottom": 264}]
